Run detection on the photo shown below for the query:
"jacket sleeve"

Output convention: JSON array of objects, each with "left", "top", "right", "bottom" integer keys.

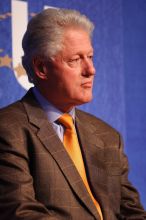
[
  {"left": 119, "top": 135, "right": 146, "bottom": 219},
  {"left": 0, "top": 113, "right": 59, "bottom": 220}
]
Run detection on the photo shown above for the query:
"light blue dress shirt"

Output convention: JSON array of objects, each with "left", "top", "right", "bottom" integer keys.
[{"left": 32, "top": 87, "right": 75, "bottom": 142}]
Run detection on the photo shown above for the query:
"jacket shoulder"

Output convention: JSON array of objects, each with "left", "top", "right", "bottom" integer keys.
[
  {"left": 0, "top": 100, "right": 28, "bottom": 128},
  {"left": 0, "top": 89, "right": 37, "bottom": 126},
  {"left": 76, "top": 109, "right": 119, "bottom": 135}
]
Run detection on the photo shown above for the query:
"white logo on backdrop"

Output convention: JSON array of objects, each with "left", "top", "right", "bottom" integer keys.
[{"left": 11, "top": 0, "right": 55, "bottom": 90}]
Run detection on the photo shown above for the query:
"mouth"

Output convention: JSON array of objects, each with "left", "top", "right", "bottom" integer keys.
[{"left": 81, "top": 81, "right": 93, "bottom": 88}]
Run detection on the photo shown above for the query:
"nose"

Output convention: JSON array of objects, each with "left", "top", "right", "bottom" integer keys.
[{"left": 82, "top": 58, "right": 96, "bottom": 77}]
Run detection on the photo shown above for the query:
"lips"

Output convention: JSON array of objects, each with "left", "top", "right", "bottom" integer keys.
[{"left": 81, "top": 81, "right": 93, "bottom": 88}]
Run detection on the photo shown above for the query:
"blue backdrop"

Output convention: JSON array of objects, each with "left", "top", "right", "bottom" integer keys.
[{"left": 0, "top": 0, "right": 146, "bottom": 209}]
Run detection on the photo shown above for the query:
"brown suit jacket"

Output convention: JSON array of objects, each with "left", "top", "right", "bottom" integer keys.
[{"left": 0, "top": 89, "right": 145, "bottom": 220}]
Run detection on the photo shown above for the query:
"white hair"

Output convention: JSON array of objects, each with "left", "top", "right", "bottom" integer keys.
[{"left": 22, "top": 8, "right": 94, "bottom": 83}]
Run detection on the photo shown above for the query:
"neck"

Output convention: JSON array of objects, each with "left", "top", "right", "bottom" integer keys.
[
  {"left": 34, "top": 86, "right": 75, "bottom": 113},
  {"left": 53, "top": 104, "right": 74, "bottom": 113}
]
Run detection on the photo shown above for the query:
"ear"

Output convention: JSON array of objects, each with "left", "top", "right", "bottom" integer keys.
[{"left": 32, "top": 57, "right": 48, "bottom": 80}]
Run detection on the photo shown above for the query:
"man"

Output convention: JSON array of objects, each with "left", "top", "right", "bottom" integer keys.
[{"left": 0, "top": 8, "right": 145, "bottom": 220}]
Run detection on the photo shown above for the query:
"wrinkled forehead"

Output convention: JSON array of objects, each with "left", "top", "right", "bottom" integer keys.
[
  {"left": 53, "top": 28, "right": 93, "bottom": 59},
  {"left": 63, "top": 28, "right": 93, "bottom": 47}
]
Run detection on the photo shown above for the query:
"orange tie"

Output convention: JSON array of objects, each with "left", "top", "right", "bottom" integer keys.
[{"left": 58, "top": 114, "right": 103, "bottom": 220}]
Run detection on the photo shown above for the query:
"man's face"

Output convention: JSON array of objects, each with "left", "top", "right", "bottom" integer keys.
[{"left": 39, "top": 28, "right": 95, "bottom": 112}]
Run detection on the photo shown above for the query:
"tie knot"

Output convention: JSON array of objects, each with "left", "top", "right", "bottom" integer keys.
[{"left": 58, "top": 113, "right": 74, "bottom": 130}]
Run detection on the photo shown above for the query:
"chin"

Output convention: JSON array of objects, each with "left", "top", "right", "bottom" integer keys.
[{"left": 77, "top": 95, "right": 93, "bottom": 105}]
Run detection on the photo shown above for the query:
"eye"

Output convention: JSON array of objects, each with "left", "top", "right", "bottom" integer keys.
[
  {"left": 88, "top": 55, "right": 93, "bottom": 60},
  {"left": 69, "top": 57, "right": 80, "bottom": 63}
]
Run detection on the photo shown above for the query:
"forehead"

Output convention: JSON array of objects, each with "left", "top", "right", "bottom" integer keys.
[{"left": 61, "top": 28, "right": 93, "bottom": 55}]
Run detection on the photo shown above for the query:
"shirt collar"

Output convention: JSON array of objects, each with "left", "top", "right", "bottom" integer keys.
[{"left": 32, "top": 87, "right": 75, "bottom": 123}]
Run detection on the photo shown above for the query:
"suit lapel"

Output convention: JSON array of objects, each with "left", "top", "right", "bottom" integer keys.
[
  {"left": 37, "top": 125, "right": 100, "bottom": 220},
  {"left": 22, "top": 90, "right": 100, "bottom": 220},
  {"left": 75, "top": 110, "right": 109, "bottom": 218}
]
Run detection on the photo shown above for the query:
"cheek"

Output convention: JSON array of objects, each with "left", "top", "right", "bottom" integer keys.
[
  {"left": 61, "top": 70, "right": 80, "bottom": 86},
  {"left": 51, "top": 65, "right": 81, "bottom": 92},
  {"left": 59, "top": 76, "right": 80, "bottom": 97}
]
